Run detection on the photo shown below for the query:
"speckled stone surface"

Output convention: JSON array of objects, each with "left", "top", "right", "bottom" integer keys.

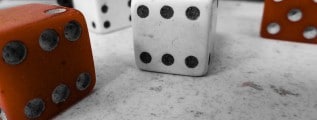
[{"left": 3, "top": 1, "right": 317, "bottom": 120}]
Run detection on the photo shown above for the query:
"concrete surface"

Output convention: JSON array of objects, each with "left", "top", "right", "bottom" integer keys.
[{"left": 1, "top": 0, "right": 317, "bottom": 120}]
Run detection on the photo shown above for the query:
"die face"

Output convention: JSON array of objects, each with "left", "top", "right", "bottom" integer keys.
[
  {"left": 260, "top": 0, "right": 317, "bottom": 44},
  {"left": 0, "top": 4, "right": 95, "bottom": 120},
  {"left": 73, "top": 0, "right": 132, "bottom": 34},
  {"left": 132, "top": 0, "right": 217, "bottom": 76}
]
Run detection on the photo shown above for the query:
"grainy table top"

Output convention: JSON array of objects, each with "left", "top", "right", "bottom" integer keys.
[
  {"left": 2, "top": 1, "right": 317, "bottom": 120},
  {"left": 56, "top": 1, "right": 317, "bottom": 120}
]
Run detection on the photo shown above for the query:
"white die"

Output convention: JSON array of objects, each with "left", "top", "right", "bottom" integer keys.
[
  {"left": 73, "top": 0, "right": 131, "bottom": 33},
  {"left": 132, "top": 0, "right": 218, "bottom": 76}
]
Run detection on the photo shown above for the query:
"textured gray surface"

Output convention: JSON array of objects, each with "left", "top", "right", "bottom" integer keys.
[{"left": 55, "top": 1, "right": 317, "bottom": 120}]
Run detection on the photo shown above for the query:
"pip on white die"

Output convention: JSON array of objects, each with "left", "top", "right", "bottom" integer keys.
[
  {"left": 73, "top": 0, "right": 131, "bottom": 34},
  {"left": 132, "top": 0, "right": 218, "bottom": 76}
]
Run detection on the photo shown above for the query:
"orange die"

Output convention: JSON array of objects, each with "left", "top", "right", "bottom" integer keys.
[
  {"left": 260, "top": 0, "right": 317, "bottom": 44},
  {"left": 0, "top": 4, "right": 96, "bottom": 120}
]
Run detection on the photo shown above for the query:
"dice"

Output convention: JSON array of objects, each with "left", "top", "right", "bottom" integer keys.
[
  {"left": 260, "top": 0, "right": 317, "bottom": 44},
  {"left": 57, "top": 0, "right": 73, "bottom": 8},
  {"left": 73, "top": 0, "right": 132, "bottom": 33},
  {"left": 131, "top": 0, "right": 218, "bottom": 76},
  {"left": 0, "top": 4, "right": 95, "bottom": 119}
]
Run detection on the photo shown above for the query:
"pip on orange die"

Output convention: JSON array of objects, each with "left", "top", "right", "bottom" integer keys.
[
  {"left": 260, "top": 0, "right": 317, "bottom": 44},
  {"left": 0, "top": 4, "right": 96, "bottom": 120}
]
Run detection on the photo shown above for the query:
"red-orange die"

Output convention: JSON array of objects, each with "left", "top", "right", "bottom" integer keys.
[
  {"left": 261, "top": 0, "right": 317, "bottom": 44},
  {"left": 0, "top": 4, "right": 96, "bottom": 119}
]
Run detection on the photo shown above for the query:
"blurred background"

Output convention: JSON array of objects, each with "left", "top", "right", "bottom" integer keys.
[
  {"left": 0, "top": 0, "right": 57, "bottom": 9},
  {"left": 0, "top": 0, "right": 264, "bottom": 9}
]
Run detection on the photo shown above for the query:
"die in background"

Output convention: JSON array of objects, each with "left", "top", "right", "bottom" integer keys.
[
  {"left": 261, "top": 0, "right": 317, "bottom": 44},
  {"left": 132, "top": 0, "right": 218, "bottom": 76},
  {"left": 0, "top": 4, "right": 95, "bottom": 119},
  {"left": 73, "top": 0, "right": 132, "bottom": 34},
  {"left": 57, "top": 0, "right": 73, "bottom": 8}
]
